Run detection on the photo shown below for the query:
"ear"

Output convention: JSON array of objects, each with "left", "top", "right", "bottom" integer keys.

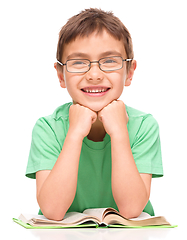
[
  {"left": 54, "top": 62, "right": 66, "bottom": 88},
  {"left": 125, "top": 60, "right": 137, "bottom": 86}
]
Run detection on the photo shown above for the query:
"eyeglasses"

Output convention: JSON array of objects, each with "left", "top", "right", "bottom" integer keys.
[{"left": 57, "top": 56, "right": 132, "bottom": 73}]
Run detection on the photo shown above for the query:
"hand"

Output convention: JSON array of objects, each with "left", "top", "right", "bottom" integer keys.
[
  {"left": 68, "top": 104, "right": 97, "bottom": 140},
  {"left": 98, "top": 100, "right": 129, "bottom": 137}
]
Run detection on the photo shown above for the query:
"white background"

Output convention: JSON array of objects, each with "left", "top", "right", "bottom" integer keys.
[{"left": 1, "top": 0, "right": 186, "bottom": 235}]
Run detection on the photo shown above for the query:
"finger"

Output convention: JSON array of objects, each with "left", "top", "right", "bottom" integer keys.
[
  {"left": 98, "top": 113, "right": 103, "bottom": 122},
  {"left": 92, "top": 116, "right": 97, "bottom": 124},
  {"left": 91, "top": 112, "right": 97, "bottom": 123}
]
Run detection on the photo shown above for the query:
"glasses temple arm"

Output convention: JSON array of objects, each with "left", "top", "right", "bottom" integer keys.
[
  {"left": 123, "top": 59, "right": 133, "bottom": 62},
  {"left": 57, "top": 60, "right": 65, "bottom": 66}
]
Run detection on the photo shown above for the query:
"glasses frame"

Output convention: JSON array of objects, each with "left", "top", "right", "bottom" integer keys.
[{"left": 57, "top": 56, "right": 133, "bottom": 73}]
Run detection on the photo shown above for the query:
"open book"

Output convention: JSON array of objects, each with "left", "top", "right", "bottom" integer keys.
[{"left": 13, "top": 207, "right": 175, "bottom": 229}]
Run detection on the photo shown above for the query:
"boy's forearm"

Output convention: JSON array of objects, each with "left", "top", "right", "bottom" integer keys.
[
  {"left": 37, "top": 130, "right": 83, "bottom": 220},
  {"left": 37, "top": 104, "right": 97, "bottom": 220},
  {"left": 111, "top": 127, "right": 149, "bottom": 219}
]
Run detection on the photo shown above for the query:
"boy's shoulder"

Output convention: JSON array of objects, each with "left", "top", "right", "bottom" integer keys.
[
  {"left": 126, "top": 105, "right": 159, "bottom": 131},
  {"left": 126, "top": 105, "right": 160, "bottom": 149},
  {"left": 33, "top": 102, "right": 72, "bottom": 134},
  {"left": 126, "top": 105, "right": 150, "bottom": 118},
  {"left": 51, "top": 102, "right": 73, "bottom": 120},
  {"left": 41, "top": 102, "right": 73, "bottom": 122}
]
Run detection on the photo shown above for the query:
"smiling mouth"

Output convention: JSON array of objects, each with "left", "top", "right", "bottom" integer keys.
[{"left": 81, "top": 87, "right": 110, "bottom": 93}]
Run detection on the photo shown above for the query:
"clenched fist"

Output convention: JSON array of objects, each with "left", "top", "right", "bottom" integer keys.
[
  {"left": 69, "top": 104, "right": 97, "bottom": 140},
  {"left": 98, "top": 100, "right": 129, "bottom": 137}
]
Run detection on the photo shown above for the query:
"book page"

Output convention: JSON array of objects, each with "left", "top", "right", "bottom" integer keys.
[
  {"left": 21, "top": 212, "right": 89, "bottom": 224},
  {"left": 104, "top": 213, "right": 171, "bottom": 227},
  {"left": 19, "top": 214, "right": 48, "bottom": 223},
  {"left": 130, "top": 212, "right": 151, "bottom": 221},
  {"left": 19, "top": 212, "right": 100, "bottom": 226},
  {"left": 61, "top": 212, "right": 91, "bottom": 224},
  {"left": 83, "top": 208, "right": 108, "bottom": 222}
]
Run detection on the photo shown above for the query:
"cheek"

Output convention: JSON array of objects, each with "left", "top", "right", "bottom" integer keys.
[
  {"left": 63, "top": 72, "right": 74, "bottom": 89},
  {"left": 109, "top": 71, "right": 126, "bottom": 87},
  {"left": 63, "top": 74, "right": 82, "bottom": 97},
  {"left": 109, "top": 72, "right": 126, "bottom": 98}
]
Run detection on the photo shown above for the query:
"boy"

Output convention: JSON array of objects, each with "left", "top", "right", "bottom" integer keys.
[{"left": 26, "top": 8, "right": 163, "bottom": 221}]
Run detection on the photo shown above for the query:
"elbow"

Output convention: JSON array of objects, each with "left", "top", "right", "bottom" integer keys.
[
  {"left": 120, "top": 208, "right": 142, "bottom": 219},
  {"left": 119, "top": 200, "right": 149, "bottom": 219},
  {"left": 45, "top": 213, "right": 65, "bottom": 221},
  {"left": 37, "top": 197, "right": 66, "bottom": 221},
  {"left": 40, "top": 207, "right": 66, "bottom": 221},
  {"left": 120, "top": 204, "right": 149, "bottom": 219}
]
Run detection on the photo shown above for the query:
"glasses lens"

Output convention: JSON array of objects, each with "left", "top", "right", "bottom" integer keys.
[
  {"left": 99, "top": 56, "right": 123, "bottom": 71},
  {"left": 67, "top": 59, "right": 90, "bottom": 73}
]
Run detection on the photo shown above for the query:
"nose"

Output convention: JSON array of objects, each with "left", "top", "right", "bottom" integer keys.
[{"left": 85, "top": 61, "right": 104, "bottom": 82}]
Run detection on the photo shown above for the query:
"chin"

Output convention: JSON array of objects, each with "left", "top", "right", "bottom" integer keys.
[
  {"left": 83, "top": 103, "right": 105, "bottom": 112},
  {"left": 74, "top": 99, "right": 109, "bottom": 112},
  {"left": 90, "top": 107, "right": 103, "bottom": 112}
]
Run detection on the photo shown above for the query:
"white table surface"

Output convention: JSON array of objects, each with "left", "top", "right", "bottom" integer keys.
[{"left": 3, "top": 219, "right": 185, "bottom": 240}]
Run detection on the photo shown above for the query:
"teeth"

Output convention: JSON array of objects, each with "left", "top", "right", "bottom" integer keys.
[{"left": 85, "top": 88, "right": 107, "bottom": 93}]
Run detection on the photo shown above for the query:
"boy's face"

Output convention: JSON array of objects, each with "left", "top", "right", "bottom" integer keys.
[{"left": 55, "top": 30, "right": 136, "bottom": 112}]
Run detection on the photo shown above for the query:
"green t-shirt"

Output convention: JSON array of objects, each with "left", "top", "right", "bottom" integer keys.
[{"left": 26, "top": 102, "right": 163, "bottom": 216}]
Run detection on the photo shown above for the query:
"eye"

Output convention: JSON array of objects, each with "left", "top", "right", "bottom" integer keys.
[
  {"left": 103, "top": 59, "right": 117, "bottom": 64},
  {"left": 100, "top": 57, "right": 121, "bottom": 66},
  {"left": 72, "top": 61, "right": 87, "bottom": 66},
  {"left": 67, "top": 59, "right": 89, "bottom": 70}
]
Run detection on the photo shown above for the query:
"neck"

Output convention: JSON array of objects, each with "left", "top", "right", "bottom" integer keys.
[{"left": 87, "top": 118, "right": 106, "bottom": 142}]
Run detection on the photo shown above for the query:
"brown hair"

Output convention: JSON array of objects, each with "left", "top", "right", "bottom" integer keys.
[{"left": 56, "top": 8, "right": 134, "bottom": 72}]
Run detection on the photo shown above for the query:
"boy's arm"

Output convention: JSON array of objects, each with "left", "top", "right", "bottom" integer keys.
[
  {"left": 36, "top": 104, "right": 97, "bottom": 221},
  {"left": 98, "top": 100, "right": 151, "bottom": 219},
  {"left": 110, "top": 128, "right": 152, "bottom": 218}
]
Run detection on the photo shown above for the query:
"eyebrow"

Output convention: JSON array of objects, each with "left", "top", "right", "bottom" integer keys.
[
  {"left": 67, "top": 52, "right": 89, "bottom": 60},
  {"left": 67, "top": 51, "right": 122, "bottom": 60},
  {"left": 100, "top": 51, "right": 122, "bottom": 58}
]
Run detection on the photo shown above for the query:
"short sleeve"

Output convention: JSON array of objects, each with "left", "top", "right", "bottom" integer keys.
[
  {"left": 131, "top": 116, "right": 163, "bottom": 178},
  {"left": 26, "top": 118, "right": 62, "bottom": 179}
]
